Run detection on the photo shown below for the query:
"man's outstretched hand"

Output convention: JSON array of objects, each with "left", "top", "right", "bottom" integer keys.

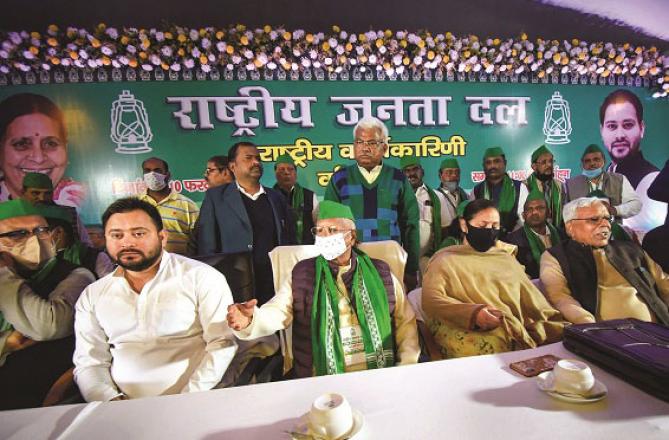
[{"left": 226, "top": 299, "right": 257, "bottom": 331}]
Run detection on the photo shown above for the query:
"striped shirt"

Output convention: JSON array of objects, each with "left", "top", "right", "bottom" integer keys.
[{"left": 139, "top": 191, "right": 199, "bottom": 255}]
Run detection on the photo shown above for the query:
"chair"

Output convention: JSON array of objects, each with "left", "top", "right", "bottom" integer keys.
[
  {"left": 407, "top": 288, "right": 444, "bottom": 362},
  {"left": 268, "top": 240, "right": 408, "bottom": 375},
  {"left": 192, "top": 252, "right": 255, "bottom": 303}
]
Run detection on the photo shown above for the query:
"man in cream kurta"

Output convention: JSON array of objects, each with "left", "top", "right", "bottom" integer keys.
[
  {"left": 227, "top": 201, "right": 420, "bottom": 377},
  {"left": 74, "top": 198, "right": 237, "bottom": 401},
  {"left": 540, "top": 197, "right": 669, "bottom": 325}
]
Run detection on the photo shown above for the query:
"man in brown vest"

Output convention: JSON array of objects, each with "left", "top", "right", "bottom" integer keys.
[
  {"left": 564, "top": 144, "right": 641, "bottom": 224},
  {"left": 540, "top": 197, "right": 669, "bottom": 325},
  {"left": 226, "top": 200, "right": 419, "bottom": 378}
]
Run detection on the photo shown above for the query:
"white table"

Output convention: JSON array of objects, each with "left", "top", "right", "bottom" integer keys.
[{"left": 1, "top": 343, "right": 667, "bottom": 440}]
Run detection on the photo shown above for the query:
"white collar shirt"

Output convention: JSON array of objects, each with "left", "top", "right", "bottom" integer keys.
[
  {"left": 73, "top": 251, "right": 237, "bottom": 401},
  {"left": 236, "top": 182, "right": 266, "bottom": 201}
]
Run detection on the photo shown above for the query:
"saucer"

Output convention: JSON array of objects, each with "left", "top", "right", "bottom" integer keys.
[
  {"left": 291, "top": 409, "right": 366, "bottom": 440},
  {"left": 537, "top": 371, "right": 608, "bottom": 403}
]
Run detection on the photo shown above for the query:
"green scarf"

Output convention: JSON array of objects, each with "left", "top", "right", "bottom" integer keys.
[
  {"left": 524, "top": 222, "right": 561, "bottom": 266},
  {"left": 483, "top": 175, "right": 516, "bottom": 228},
  {"left": 275, "top": 183, "right": 306, "bottom": 244},
  {"left": 426, "top": 187, "right": 442, "bottom": 255},
  {"left": 439, "top": 236, "right": 462, "bottom": 249},
  {"left": 62, "top": 242, "right": 88, "bottom": 266},
  {"left": 0, "top": 256, "right": 59, "bottom": 333},
  {"left": 311, "top": 251, "right": 395, "bottom": 376},
  {"left": 527, "top": 174, "right": 563, "bottom": 226}
]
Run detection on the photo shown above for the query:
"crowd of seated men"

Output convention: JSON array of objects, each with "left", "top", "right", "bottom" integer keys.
[{"left": 0, "top": 115, "right": 667, "bottom": 410}]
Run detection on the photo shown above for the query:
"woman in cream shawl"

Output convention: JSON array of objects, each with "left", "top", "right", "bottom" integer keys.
[{"left": 422, "top": 199, "right": 565, "bottom": 358}]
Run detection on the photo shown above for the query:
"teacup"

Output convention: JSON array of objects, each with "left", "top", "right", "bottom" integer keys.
[
  {"left": 552, "top": 359, "right": 596, "bottom": 395},
  {"left": 307, "top": 393, "right": 354, "bottom": 439}
]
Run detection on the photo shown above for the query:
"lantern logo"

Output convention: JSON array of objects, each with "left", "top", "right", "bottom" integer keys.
[
  {"left": 110, "top": 90, "right": 154, "bottom": 154},
  {"left": 542, "top": 91, "right": 572, "bottom": 145}
]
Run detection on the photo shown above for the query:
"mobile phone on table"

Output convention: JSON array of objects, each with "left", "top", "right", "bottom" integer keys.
[{"left": 509, "top": 354, "right": 560, "bottom": 377}]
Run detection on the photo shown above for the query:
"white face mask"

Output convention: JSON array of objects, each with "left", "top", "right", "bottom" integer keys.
[
  {"left": 143, "top": 171, "right": 168, "bottom": 191},
  {"left": 3, "top": 235, "right": 56, "bottom": 271},
  {"left": 314, "top": 232, "right": 350, "bottom": 261}
]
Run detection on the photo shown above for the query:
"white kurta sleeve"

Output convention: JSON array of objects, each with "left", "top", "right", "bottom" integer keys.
[
  {"left": 233, "top": 278, "right": 294, "bottom": 341},
  {"left": 0, "top": 266, "right": 94, "bottom": 341},
  {"left": 181, "top": 268, "right": 238, "bottom": 393},
  {"left": 516, "top": 183, "right": 529, "bottom": 227},
  {"left": 73, "top": 287, "right": 123, "bottom": 402},
  {"left": 615, "top": 175, "right": 642, "bottom": 219}
]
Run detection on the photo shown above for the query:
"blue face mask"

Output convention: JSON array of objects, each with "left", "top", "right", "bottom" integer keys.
[{"left": 582, "top": 167, "right": 603, "bottom": 180}]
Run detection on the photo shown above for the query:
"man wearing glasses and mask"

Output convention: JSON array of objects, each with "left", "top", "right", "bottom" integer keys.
[
  {"left": 0, "top": 200, "right": 95, "bottom": 409},
  {"left": 226, "top": 201, "right": 419, "bottom": 378},
  {"left": 540, "top": 197, "right": 669, "bottom": 325}
]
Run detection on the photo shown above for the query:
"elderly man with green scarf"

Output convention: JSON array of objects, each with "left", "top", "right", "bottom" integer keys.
[
  {"left": 0, "top": 200, "right": 95, "bottom": 409},
  {"left": 503, "top": 189, "right": 565, "bottom": 279},
  {"left": 226, "top": 200, "right": 420, "bottom": 378},
  {"left": 471, "top": 147, "right": 527, "bottom": 237},
  {"left": 523, "top": 145, "right": 566, "bottom": 227},
  {"left": 273, "top": 153, "right": 319, "bottom": 245}
]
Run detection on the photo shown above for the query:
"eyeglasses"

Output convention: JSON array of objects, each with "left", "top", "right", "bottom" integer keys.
[
  {"left": 571, "top": 216, "right": 614, "bottom": 226},
  {"left": 0, "top": 226, "right": 52, "bottom": 241},
  {"left": 204, "top": 167, "right": 224, "bottom": 175},
  {"left": 353, "top": 139, "right": 383, "bottom": 148},
  {"left": 310, "top": 226, "right": 353, "bottom": 236}
]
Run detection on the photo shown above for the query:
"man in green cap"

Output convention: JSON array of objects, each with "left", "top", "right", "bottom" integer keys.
[
  {"left": 400, "top": 156, "right": 445, "bottom": 275},
  {"left": 273, "top": 153, "right": 319, "bottom": 245},
  {"left": 523, "top": 145, "right": 566, "bottom": 227},
  {"left": 565, "top": 144, "right": 640, "bottom": 224},
  {"left": 503, "top": 189, "right": 565, "bottom": 279},
  {"left": 471, "top": 147, "right": 527, "bottom": 237},
  {"left": 324, "top": 117, "right": 420, "bottom": 290},
  {"left": 227, "top": 200, "right": 420, "bottom": 378},
  {"left": 21, "top": 172, "right": 91, "bottom": 246},
  {"left": 434, "top": 158, "right": 469, "bottom": 239},
  {"left": 0, "top": 199, "right": 95, "bottom": 409}
]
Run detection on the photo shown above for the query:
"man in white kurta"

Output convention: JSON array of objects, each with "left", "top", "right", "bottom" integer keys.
[{"left": 73, "top": 198, "right": 237, "bottom": 401}]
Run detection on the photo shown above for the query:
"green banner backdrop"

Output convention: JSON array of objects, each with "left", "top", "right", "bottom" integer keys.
[{"left": 0, "top": 81, "right": 667, "bottom": 231}]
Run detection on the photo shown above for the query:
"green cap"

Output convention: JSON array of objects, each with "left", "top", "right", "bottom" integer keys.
[
  {"left": 275, "top": 153, "right": 296, "bottom": 167},
  {"left": 440, "top": 158, "right": 460, "bottom": 170},
  {"left": 588, "top": 189, "right": 610, "bottom": 202},
  {"left": 0, "top": 199, "right": 46, "bottom": 221},
  {"left": 455, "top": 200, "right": 470, "bottom": 218},
  {"left": 22, "top": 172, "right": 53, "bottom": 190},
  {"left": 526, "top": 189, "right": 546, "bottom": 203},
  {"left": 483, "top": 147, "right": 505, "bottom": 159},
  {"left": 531, "top": 145, "right": 553, "bottom": 163},
  {"left": 582, "top": 144, "right": 605, "bottom": 158},
  {"left": 318, "top": 200, "right": 355, "bottom": 221},
  {"left": 399, "top": 156, "right": 420, "bottom": 169}
]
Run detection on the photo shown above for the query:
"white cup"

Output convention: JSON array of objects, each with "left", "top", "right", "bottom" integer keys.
[
  {"left": 552, "top": 359, "right": 596, "bottom": 395},
  {"left": 307, "top": 393, "right": 354, "bottom": 439}
]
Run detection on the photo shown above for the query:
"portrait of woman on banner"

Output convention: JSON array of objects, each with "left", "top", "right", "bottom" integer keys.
[{"left": 0, "top": 93, "right": 85, "bottom": 208}]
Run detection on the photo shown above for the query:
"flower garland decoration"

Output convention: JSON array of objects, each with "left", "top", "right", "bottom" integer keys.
[{"left": 0, "top": 24, "right": 666, "bottom": 97}]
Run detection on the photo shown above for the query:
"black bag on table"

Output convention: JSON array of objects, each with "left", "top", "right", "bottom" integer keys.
[{"left": 563, "top": 318, "right": 669, "bottom": 402}]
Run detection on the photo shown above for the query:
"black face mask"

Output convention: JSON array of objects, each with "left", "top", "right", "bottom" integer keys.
[
  {"left": 465, "top": 223, "right": 500, "bottom": 252},
  {"left": 536, "top": 172, "right": 553, "bottom": 182}
]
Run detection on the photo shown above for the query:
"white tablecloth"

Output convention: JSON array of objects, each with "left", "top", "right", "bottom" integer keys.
[{"left": 1, "top": 343, "right": 667, "bottom": 439}]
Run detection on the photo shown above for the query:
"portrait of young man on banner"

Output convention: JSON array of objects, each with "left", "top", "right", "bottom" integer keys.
[{"left": 600, "top": 89, "right": 667, "bottom": 233}]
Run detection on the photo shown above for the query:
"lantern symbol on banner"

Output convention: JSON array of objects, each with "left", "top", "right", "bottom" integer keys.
[
  {"left": 110, "top": 90, "right": 153, "bottom": 154},
  {"left": 542, "top": 91, "right": 572, "bottom": 145}
]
